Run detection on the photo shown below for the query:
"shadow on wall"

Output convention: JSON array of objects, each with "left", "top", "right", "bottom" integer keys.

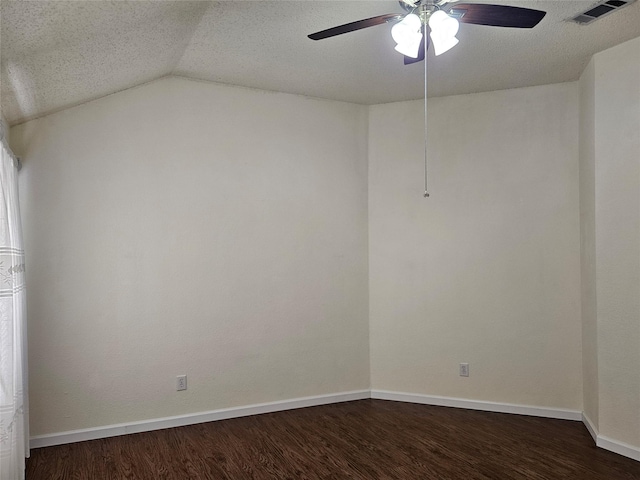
[{"left": 3, "top": 62, "right": 39, "bottom": 157}]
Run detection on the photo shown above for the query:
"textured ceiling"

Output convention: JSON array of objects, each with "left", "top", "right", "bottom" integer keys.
[{"left": 2, "top": 0, "right": 640, "bottom": 125}]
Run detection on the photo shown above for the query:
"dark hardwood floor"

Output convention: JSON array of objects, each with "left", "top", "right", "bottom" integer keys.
[{"left": 27, "top": 399, "right": 640, "bottom": 479}]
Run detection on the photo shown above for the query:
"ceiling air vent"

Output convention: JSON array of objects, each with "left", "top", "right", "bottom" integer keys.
[{"left": 571, "top": 0, "right": 637, "bottom": 24}]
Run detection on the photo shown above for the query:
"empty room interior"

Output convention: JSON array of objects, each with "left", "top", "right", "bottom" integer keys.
[{"left": 1, "top": 0, "right": 640, "bottom": 478}]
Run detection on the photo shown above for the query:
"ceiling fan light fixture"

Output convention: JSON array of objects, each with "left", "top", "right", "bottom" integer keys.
[
  {"left": 394, "top": 35, "right": 423, "bottom": 57},
  {"left": 428, "top": 10, "right": 460, "bottom": 56},
  {"left": 391, "top": 13, "right": 423, "bottom": 58},
  {"left": 430, "top": 33, "right": 459, "bottom": 56}
]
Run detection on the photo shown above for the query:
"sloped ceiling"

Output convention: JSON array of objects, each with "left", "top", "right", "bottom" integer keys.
[{"left": 2, "top": 0, "right": 640, "bottom": 126}]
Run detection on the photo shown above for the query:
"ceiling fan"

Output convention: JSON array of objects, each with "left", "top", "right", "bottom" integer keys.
[
  {"left": 309, "top": 1, "right": 546, "bottom": 197},
  {"left": 308, "top": 0, "right": 547, "bottom": 62}
]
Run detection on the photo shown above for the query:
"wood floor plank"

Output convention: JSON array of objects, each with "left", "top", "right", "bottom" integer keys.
[{"left": 26, "top": 399, "right": 640, "bottom": 479}]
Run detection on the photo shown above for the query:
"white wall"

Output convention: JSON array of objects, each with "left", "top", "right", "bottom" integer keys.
[
  {"left": 592, "top": 36, "right": 640, "bottom": 449},
  {"left": 369, "top": 84, "right": 582, "bottom": 409},
  {"left": 10, "top": 46, "right": 640, "bottom": 455},
  {"left": 579, "top": 58, "right": 599, "bottom": 429},
  {"left": 11, "top": 76, "right": 370, "bottom": 436}
]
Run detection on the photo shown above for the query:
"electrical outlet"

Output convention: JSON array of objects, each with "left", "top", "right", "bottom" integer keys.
[
  {"left": 459, "top": 363, "right": 469, "bottom": 377},
  {"left": 176, "top": 375, "right": 187, "bottom": 391}
]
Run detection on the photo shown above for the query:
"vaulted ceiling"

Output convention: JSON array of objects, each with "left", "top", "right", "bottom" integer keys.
[{"left": 2, "top": 0, "right": 640, "bottom": 126}]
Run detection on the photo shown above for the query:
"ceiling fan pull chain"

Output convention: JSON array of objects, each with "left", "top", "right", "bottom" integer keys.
[{"left": 423, "top": 29, "right": 430, "bottom": 198}]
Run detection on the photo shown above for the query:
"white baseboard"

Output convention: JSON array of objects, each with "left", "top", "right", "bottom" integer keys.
[
  {"left": 29, "top": 389, "right": 370, "bottom": 449},
  {"left": 598, "top": 435, "right": 640, "bottom": 462},
  {"left": 371, "top": 389, "right": 583, "bottom": 421},
  {"left": 30, "top": 388, "right": 639, "bottom": 463},
  {"left": 582, "top": 412, "right": 640, "bottom": 461},
  {"left": 582, "top": 412, "right": 598, "bottom": 443}
]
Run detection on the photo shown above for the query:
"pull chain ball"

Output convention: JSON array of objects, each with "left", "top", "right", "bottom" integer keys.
[{"left": 424, "top": 191, "right": 430, "bottom": 198}]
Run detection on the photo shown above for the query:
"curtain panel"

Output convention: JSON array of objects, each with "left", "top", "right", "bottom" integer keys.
[{"left": 0, "top": 140, "right": 28, "bottom": 480}]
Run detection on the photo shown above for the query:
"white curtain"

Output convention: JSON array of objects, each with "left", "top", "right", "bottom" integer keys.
[{"left": 0, "top": 139, "right": 28, "bottom": 480}]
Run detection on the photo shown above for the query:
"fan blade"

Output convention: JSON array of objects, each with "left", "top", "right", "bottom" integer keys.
[
  {"left": 404, "top": 27, "right": 427, "bottom": 64},
  {"left": 308, "top": 13, "right": 403, "bottom": 40},
  {"left": 449, "top": 4, "right": 546, "bottom": 28}
]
